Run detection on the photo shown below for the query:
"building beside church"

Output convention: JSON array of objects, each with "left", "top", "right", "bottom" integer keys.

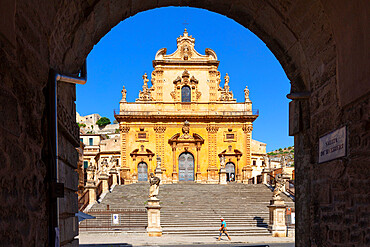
[{"left": 115, "top": 29, "right": 261, "bottom": 184}]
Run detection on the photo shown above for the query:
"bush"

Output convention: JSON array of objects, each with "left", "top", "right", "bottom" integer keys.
[{"left": 96, "top": 117, "right": 111, "bottom": 127}]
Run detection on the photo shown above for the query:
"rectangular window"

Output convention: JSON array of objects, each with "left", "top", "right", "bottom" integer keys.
[
  {"left": 253, "top": 160, "right": 256, "bottom": 166},
  {"left": 138, "top": 133, "right": 146, "bottom": 139},
  {"left": 226, "top": 134, "right": 234, "bottom": 139},
  {"left": 83, "top": 161, "right": 88, "bottom": 169},
  {"left": 80, "top": 138, "right": 83, "bottom": 143},
  {"left": 89, "top": 138, "right": 93, "bottom": 146}
]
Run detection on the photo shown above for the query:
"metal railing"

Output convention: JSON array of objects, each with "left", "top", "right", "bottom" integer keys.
[{"left": 79, "top": 209, "right": 147, "bottom": 231}]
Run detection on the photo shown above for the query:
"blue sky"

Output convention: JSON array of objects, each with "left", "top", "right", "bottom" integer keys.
[{"left": 76, "top": 7, "right": 293, "bottom": 152}]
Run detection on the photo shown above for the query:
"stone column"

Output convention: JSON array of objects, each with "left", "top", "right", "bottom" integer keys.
[
  {"left": 268, "top": 199, "right": 287, "bottom": 237},
  {"left": 206, "top": 125, "right": 219, "bottom": 184},
  {"left": 120, "top": 124, "right": 131, "bottom": 183},
  {"left": 146, "top": 198, "right": 162, "bottom": 236},
  {"left": 171, "top": 145, "right": 178, "bottom": 183}
]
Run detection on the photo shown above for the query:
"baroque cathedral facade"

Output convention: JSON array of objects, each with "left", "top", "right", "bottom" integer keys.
[{"left": 115, "top": 30, "right": 260, "bottom": 184}]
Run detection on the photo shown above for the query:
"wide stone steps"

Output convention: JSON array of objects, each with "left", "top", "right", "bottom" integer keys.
[
  {"left": 162, "top": 227, "right": 271, "bottom": 236},
  {"left": 88, "top": 183, "right": 294, "bottom": 236}
]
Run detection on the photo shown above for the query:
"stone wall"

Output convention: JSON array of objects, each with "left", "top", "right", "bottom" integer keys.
[{"left": 0, "top": 0, "right": 368, "bottom": 246}]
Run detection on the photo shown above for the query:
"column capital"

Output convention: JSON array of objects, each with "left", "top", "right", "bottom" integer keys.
[
  {"left": 154, "top": 125, "right": 166, "bottom": 133},
  {"left": 242, "top": 124, "right": 253, "bottom": 133},
  {"left": 119, "top": 124, "right": 130, "bottom": 133},
  {"left": 206, "top": 125, "right": 219, "bottom": 133}
]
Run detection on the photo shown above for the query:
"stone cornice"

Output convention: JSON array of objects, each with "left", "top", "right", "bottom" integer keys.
[{"left": 116, "top": 114, "right": 257, "bottom": 123}]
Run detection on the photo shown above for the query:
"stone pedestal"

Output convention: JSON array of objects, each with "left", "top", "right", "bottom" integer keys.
[
  {"left": 195, "top": 171, "right": 202, "bottom": 183},
  {"left": 172, "top": 172, "right": 178, "bottom": 183},
  {"left": 267, "top": 199, "right": 287, "bottom": 237},
  {"left": 109, "top": 168, "right": 118, "bottom": 186},
  {"left": 261, "top": 170, "right": 269, "bottom": 184},
  {"left": 207, "top": 167, "right": 218, "bottom": 184},
  {"left": 85, "top": 183, "right": 96, "bottom": 205},
  {"left": 99, "top": 173, "right": 109, "bottom": 194},
  {"left": 242, "top": 166, "right": 252, "bottom": 184},
  {"left": 219, "top": 168, "right": 227, "bottom": 185},
  {"left": 120, "top": 167, "right": 131, "bottom": 184},
  {"left": 146, "top": 198, "right": 162, "bottom": 237}
]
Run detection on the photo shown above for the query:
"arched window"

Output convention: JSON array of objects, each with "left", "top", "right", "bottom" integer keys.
[{"left": 181, "top": 85, "right": 191, "bottom": 102}]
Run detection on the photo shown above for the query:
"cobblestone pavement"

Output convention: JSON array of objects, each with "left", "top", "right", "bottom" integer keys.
[{"left": 78, "top": 232, "right": 295, "bottom": 246}]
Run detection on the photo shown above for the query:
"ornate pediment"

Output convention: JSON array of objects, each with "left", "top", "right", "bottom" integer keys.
[
  {"left": 218, "top": 145, "right": 242, "bottom": 160},
  {"left": 130, "top": 145, "right": 155, "bottom": 161},
  {"left": 154, "top": 29, "right": 218, "bottom": 63},
  {"left": 168, "top": 121, "right": 204, "bottom": 146}
]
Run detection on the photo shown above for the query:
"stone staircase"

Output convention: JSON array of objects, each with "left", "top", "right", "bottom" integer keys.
[{"left": 90, "top": 182, "right": 294, "bottom": 236}]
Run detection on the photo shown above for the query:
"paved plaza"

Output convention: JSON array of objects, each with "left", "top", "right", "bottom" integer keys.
[{"left": 78, "top": 232, "right": 294, "bottom": 246}]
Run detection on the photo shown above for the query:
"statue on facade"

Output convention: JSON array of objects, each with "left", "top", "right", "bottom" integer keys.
[
  {"left": 244, "top": 86, "right": 250, "bottom": 102},
  {"left": 121, "top": 85, "right": 127, "bottom": 102},
  {"left": 136, "top": 73, "right": 152, "bottom": 101},
  {"left": 180, "top": 120, "right": 192, "bottom": 139},
  {"left": 220, "top": 155, "right": 226, "bottom": 169},
  {"left": 224, "top": 73, "right": 229, "bottom": 86},
  {"left": 219, "top": 73, "right": 235, "bottom": 101},
  {"left": 149, "top": 173, "right": 161, "bottom": 199},
  {"left": 272, "top": 173, "right": 285, "bottom": 200}
]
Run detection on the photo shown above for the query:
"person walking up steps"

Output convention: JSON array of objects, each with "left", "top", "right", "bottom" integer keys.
[{"left": 217, "top": 217, "right": 231, "bottom": 241}]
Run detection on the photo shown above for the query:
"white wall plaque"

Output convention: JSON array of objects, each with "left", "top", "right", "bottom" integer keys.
[
  {"left": 112, "top": 214, "right": 119, "bottom": 225},
  {"left": 319, "top": 126, "right": 346, "bottom": 163}
]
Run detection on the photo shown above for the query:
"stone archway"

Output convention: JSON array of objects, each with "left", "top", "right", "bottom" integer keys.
[{"left": 1, "top": 1, "right": 369, "bottom": 246}]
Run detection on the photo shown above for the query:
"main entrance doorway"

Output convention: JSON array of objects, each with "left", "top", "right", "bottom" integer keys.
[
  {"left": 225, "top": 162, "right": 235, "bottom": 182},
  {"left": 178, "top": 152, "right": 194, "bottom": 181},
  {"left": 137, "top": 162, "right": 148, "bottom": 181}
]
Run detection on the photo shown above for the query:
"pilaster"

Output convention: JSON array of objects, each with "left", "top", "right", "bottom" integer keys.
[
  {"left": 206, "top": 124, "right": 219, "bottom": 183},
  {"left": 242, "top": 124, "right": 253, "bottom": 183},
  {"left": 154, "top": 125, "right": 166, "bottom": 180},
  {"left": 120, "top": 124, "right": 131, "bottom": 183}
]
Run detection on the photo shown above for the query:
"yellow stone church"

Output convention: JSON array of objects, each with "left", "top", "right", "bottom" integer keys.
[{"left": 115, "top": 29, "right": 260, "bottom": 184}]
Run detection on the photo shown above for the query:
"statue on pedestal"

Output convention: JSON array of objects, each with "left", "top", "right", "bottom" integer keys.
[
  {"left": 121, "top": 85, "right": 127, "bottom": 102},
  {"left": 272, "top": 173, "right": 285, "bottom": 200},
  {"left": 149, "top": 173, "right": 161, "bottom": 199},
  {"left": 244, "top": 86, "right": 250, "bottom": 102}
]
